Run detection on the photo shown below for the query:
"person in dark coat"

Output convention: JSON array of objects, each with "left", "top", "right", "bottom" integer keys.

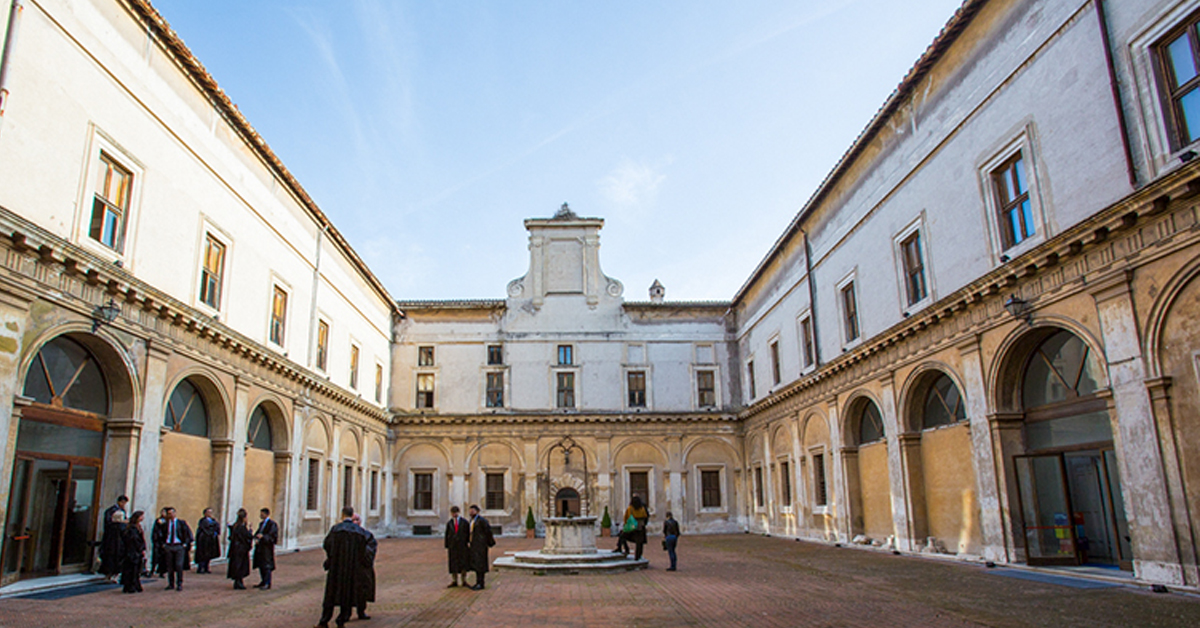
[
  {"left": 316, "top": 507, "right": 369, "bottom": 628},
  {"left": 253, "top": 508, "right": 278, "bottom": 589},
  {"left": 120, "top": 510, "right": 146, "bottom": 593},
  {"left": 227, "top": 508, "right": 253, "bottom": 590},
  {"left": 149, "top": 508, "right": 168, "bottom": 578},
  {"left": 99, "top": 495, "right": 128, "bottom": 582},
  {"left": 194, "top": 508, "right": 221, "bottom": 574},
  {"left": 158, "top": 507, "right": 193, "bottom": 591},
  {"left": 662, "top": 511, "right": 681, "bottom": 571},
  {"left": 444, "top": 505, "right": 470, "bottom": 587},
  {"left": 467, "top": 504, "right": 495, "bottom": 590},
  {"left": 351, "top": 513, "right": 377, "bottom": 620}
]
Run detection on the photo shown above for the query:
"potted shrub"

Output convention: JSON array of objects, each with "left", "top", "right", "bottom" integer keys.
[
  {"left": 599, "top": 506, "right": 612, "bottom": 537},
  {"left": 525, "top": 506, "right": 536, "bottom": 538}
]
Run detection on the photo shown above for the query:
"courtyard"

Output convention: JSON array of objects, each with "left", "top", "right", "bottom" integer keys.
[{"left": 1, "top": 534, "right": 1199, "bottom": 627}]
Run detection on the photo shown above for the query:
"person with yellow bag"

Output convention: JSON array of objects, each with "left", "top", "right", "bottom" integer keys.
[{"left": 615, "top": 495, "right": 650, "bottom": 560}]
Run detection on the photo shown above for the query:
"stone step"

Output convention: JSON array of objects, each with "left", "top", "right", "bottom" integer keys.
[
  {"left": 494, "top": 554, "right": 649, "bottom": 574},
  {"left": 503, "top": 550, "right": 634, "bottom": 565}
]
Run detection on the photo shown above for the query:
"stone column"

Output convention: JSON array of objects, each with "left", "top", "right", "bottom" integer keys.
[
  {"left": 596, "top": 437, "right": 612, "bottom": 528},
  {"left": 1092, "top": 272, "right": 1183, "bottom": 585},
  {"left": 273, "top": 451, "right": 293, "bottom": 548},
  {"left": 791, "top": 413, "right": 809, "bottom": 537},
  {"left": 286, "top": 401, "right": 309, "bottom": 547},
  {"left": 896, "top": 433, "right": 925, "bottom": 550},
  {"left": 0, "top": 289, "right": 30, "bottom": 531},
  {"left": 450, "top": 438, "right": 467, "bottom": 510},
  {"left": 1145, "top": 378, "right": 1198, "bottom": 586},
  {"left": 826, "top": 397, "right": 848, "bottom": 542},
  {"left": 384, "top": 429, "right": 396, "bottom": 531},
  {"left": 210, "top": 439, "right": 235, "bottom": 526},
  {"left": 988, "top": 411, "right": 1025, "bottom": 562},
  {"left": 958, "top": 335, "right": 1008, "bottom": 563},
  {"left": 328, "top": 421, "right": 342, "bottom": 522},
  {"left": 133, "top": 343, "right": 171, "bottom": 513},
  {"left": 226, "top": 379, "right": 252, "bottom": 519},
  {"left": 879, "top": 374, "right": 914, "bottom": 550},
  {"left": 523, "top": 439, "right": 538, "bottom": 523},
  {"left": 667, "top": 434, "right": 683, "bottom": 521}
]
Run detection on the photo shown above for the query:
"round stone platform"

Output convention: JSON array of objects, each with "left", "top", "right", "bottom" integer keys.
[{"left": 493, "top": 549, "right": 648, "bottom": 574}]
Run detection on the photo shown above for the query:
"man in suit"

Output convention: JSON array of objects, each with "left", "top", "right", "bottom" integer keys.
[
  {"left": 98, "top": 495, "right": 128, "bottom": 582},
  {"left": 316, "top": 507, "right": 369, "bottom": 628},
  {"left": 159, "top": 507, "right": 193, "bottom": 591},
  {"left": 444, "top": 506, "right": 470, "bottom": 587},
  {"left": 467, "top": 504, "right": 495, "bottom": 591},
  {"left": 350, "top": 513, "right": 377, "bottom": 621},
  {"left": 194, "top": 507, "right": 221, "bottom": 574},
  {"left": 253, "top": 508, "right": 279, "bottom": 590}
]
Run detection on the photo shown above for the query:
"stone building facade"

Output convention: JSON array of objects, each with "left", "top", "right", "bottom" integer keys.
[{"left": 3, "top": 0, "right": 1200, "bottom": 591}]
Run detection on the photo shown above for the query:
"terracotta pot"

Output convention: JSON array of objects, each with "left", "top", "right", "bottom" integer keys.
[
  {"left": 525, "top": 529, "right": 536, "bottom": 538},
  {"left": 600, "top": 528, "right": 611, "bottom": 537}
]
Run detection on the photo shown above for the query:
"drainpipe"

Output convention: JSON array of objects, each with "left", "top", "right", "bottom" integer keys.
[
  {"left": 1094, "top": 0, "right": 1137, "bottom": 189},
  {"left": 0, "top": 0, "right": 25, "bottom": 134},
  {"left": 802, "top": 229, "right": 822, "bottom": 367},
  {"left": 306, "top": 224, "right": 328, "bottom": 367}
]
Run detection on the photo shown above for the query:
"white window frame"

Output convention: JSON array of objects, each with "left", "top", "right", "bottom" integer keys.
[
  {"left": 551, "top": 367, "right": 580, "bottom": 410},
  {"left": 374, "top": 361, "right": 385, "bottom": 405},
  {"left": 768, "top": 333, "right": 783, "bottom": 389},
  {"left": 368, "top": 463, "right": 382, "bottom": 515},
  {"left": 481, "top": 364, "right": 510, "bottom": 410},
  {"left": 796, "top": 310, "right": 816, "bottom": 374},
  {"left": 414, "top": 369, "right": 438, "bottom": 410},
  {"left": 977, "top": 127, "right": 1048, "bottom": 262},
  {"left": 480, "top": 467, "right": 510, "bottom": 517},
  {"left": 304, "top": 449, "right": 324, "bottom": 519},
  {"left": 745, "top": 355, "right": 757, "bottom": 401},
  {"left": 809, "top": 446, "right": 830, "bottom": 515},
  {"left": 1131, "top": 0, "right": 1200, "bottom": 177},
  {"left": 776, "top": 456, "right": 794, "bottom": 514},
  {"left": 407, "top": 468, "right": 439, "bottom": 517},
  {"left": 313, "top": 315, "right": 332, "bottom": 375},
  {"left": 694, "top": 464, "right": 727, "bottom": 514},
  {"left": 622, "top": 365, "right": 653, "bottom": 411},
  {"left": 690, "top": 364, "right": 721, "bottom": 410},
  {"left": 74, "top": 128, "right": 144, "bottom": 264},
  {"left": 836, "top": 270, "right": 861, "bottom": 350},
  {"left": 752, "top": 464, "right": 767, "bottom": 513},
  {"left": 892, "top": 214, "right": 935, "bottom": 315},
  {"left": 266, "top": 277, "right": 292, "bottom": 354},
  {"left": 348, "top": 340, "right": 361, "bottom": 393},
  {"left": 193, "top": 217, "right": 232, "bottom": 316}
]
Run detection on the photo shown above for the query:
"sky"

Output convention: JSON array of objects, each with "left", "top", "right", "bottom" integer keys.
[{"left": 152, "top": 0, "right": 965, "bottom": 302}]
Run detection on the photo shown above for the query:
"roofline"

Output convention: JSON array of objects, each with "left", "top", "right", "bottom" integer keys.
[
  {"left": 731, "top": 0, "right": 985, "bottom": 307},
  {"left": 396, "top": 299, "right": 507, "bottom": 310},
  {"left": 126, "top": 0, "right": 400, "bottom": 317}
]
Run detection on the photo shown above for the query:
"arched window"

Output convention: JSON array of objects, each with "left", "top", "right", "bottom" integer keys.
[
  {"left": 164, "top": 379, "right": 209, "bottom": 437},
  {"left": 1022, "top": 331, "right": 1101, "bottom": 408},
  {"left": 248, "top": 405, "right": 273, "bottom": 450},
  {"left": 23, "top": 336, "right": 108, "bottom": 415},
  {"left": 922, "top": 374, "right": 965, "bottom": 429},
  {"left": 857, "top": 400, "right": 885, "bottom": 444}
]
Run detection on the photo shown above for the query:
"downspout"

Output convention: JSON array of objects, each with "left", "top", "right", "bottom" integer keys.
[
  {"left": 306, "top": 224, "right": 328, "bottom": 367},
  {"left": 802, "top": 230, "right": 822, "bottom": 367},
  {"left": 0, "top": 0, "right": 25, "bottom": 135},
  {"left": 1095, "top": 0, "right": 1137, "bottom": 189}
]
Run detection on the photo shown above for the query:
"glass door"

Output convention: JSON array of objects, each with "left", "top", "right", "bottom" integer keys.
[
  {"left": 2, "top": 457, "right": 33, "bottom": 586},
  {"left": 1014, "top": 453, "right": 1080, "bottom": 566}
]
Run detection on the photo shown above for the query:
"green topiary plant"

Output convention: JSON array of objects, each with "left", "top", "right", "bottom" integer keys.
[
  {"left": 525, "top": 506, "right": 536, "bottom": 530},
  {"left": 600, "top": 505, "right": 611, "bottom": 530}
]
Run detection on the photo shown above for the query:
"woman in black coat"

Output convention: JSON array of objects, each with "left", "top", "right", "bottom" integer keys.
[
  {"left": 120, "top": 511, "right": 146, "bottom": 593},
  {"left": 226, "top": 508, "right": 253, "bottom": 590}
]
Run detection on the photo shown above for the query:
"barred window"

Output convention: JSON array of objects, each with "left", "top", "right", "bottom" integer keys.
[
  {"left": 779, "top": 461, "right": 792, "bottom": 507},
  {"left": 306, "top": 458, "right": 321, "bottom": 511},
  {"left": 813, "top": 454, "right": 828, "bottom": 507},
  {"left": 485, "top": 473, "right": 505, "bottom": 510}
]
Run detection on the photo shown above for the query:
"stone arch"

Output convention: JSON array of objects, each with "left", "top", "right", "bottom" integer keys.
[
  {"left": 610, "top": 437, "right": 669, "bottom": 468},
  {"left": 1143, "top": 254, "right": 1200, "bottom": 378},
  {"left": 158, "top": 367, "right": 233, "bottom": 527},
  {"left": 987, "top": 317, "right": 1109, "bottom": 414},
  {"left": 339, "top": 426, "right": 362, "bottom": 462},
  {"left": 304, "top": 415, "right": 332, "bottom": 454},
  {"left": 612, "top": 439, "right": 668, "bottom": 520},
  {"left": 162, "top": 366, "right": 233, "bottom": 441},
  {"left": 840, "top": 390, "right": 891, "bottom": 542},
  {"left": 246, "top": 393, "right": 291, "bottom": 452},
  {"left": 897, "top": 362, "right": 968, "bottom": 433},
  {"left": 393, "top": 440, "right": 451, "bottom": 469},
  {"left": 18, "top": 324, "right": 140, "bottom": 420},
  {"left": 466, "top": 439, "right": 525, "bottom": 474},
  {"left": 242, "top": 396, "right": 290, "bottom": 526},
  {"left": 682, "top": 437, "right": 741, "bottom": 532},
  {"left": 682, "top": 437, "right": 743, "bottom": 467},
  {"left": 841, "top": 390, "right": 885, "bottom": 447}
]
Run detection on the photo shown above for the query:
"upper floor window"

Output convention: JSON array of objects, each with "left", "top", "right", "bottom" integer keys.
[
  {"left": 746, "top": 361, "right": 757, "bottom": 399},
  {"left": 374, "top": 364, "right": 383, "bottom": 403},
  {"left": 199, "top": 234, "right": 226, "bottom": 309},
  {"left": 418, "top": 346, "right": 435, "bottom": 367},
  {"left": 315, "top": 320, "right": 330, "bottom": 371},
  {"left": 900, "top": 231, "right": 928, "bottom": 306},
  {"left": 627, "top": 371, "right": 646, "bottom": 408},
  {"left": 349, "top": 344, "right": 360, "bottom": 389},
  {"left": 416, "top": 373, "right": 435, "bottom": 409},
  {"left": 799, "top": 315, "right": 815, "bottom": 369},
  {"left": 697, "top": 369, "right": 716, "bottom": 408},
  {"left": 486, "top": 372, "right": 504, "bottom": 408},
  {"left": 769, "top": 341, "right": 782, "bottom": 386},
  {"left": 993, "top": 153, "right": 1034, "bottom": 249},
  {"left": 487, "top": 344, "right": 503, "bottom": 365},
  {"left": 841, "top": 282, "right": 860, "bottom": 342},
  {"left": 1160, "top": 17, "right": 1200, "bottom": 147},
  {"left": 557, "top": 344, "right": 574, "bottom": 366},
  {"left": 90, "top": 152, "right": 132, "bottom": 252},
  {"left": 556, "top": 371, "right": 575, "bottom": 408},
  {"left": 269, "top": 286, "right": 288, "bottom": 347}
]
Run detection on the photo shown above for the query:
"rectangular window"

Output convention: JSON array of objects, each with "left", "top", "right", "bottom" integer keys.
[
  {"left": 199, "top": 234, "right": 225, "bottom": 309},
  {"left": 416, "top": 373, "right": 435, "bottom": 409},
  {"left": 90, "top": 152, "right": 132, "bottom": 251},
  {"left": 813, "top": 453, "right": 828, "bottom": 507},
  {"left": 993, "top": 153, "right": 1034, "bottom": 248},
  {"left": 770, "top": 341, "right": 782, "bottom": 385},
  {"left": 557, "top": 344, "right": 574, "bottom": 366},
  {"left": 349, "top": 345, "right": 360, "bottom": 389},
  {"left": 270, "top": 286, "right": 288, "bottom": 346},
  {"left": 370, "top": 470, "right": 379, "bottom": 511},
  {"left": 780, "top": 461, "right": 792, "bottom": 507},
  {"left": 627, "top": 371, "right": 646, "bottom": 408},
  {"left": 343, "top": 465, "right": 354, "bottom": 509},
  {"left": 701, "top": 469, "right": 721, "bottom": 509},
  {"left": 487, "top": 344, "right": 503, "bottom": 365},
  {"left": 901, "top": 231, "right": 928, "bottom": 305},
  {"left": 841, "top": 282, "right": 859, "bottom": 342},
  {"left": 747, "top": 361, "right": 757, "bottom": 399},
  {"left": 556, "top": 372, "right": 575, "bottom": 408},
  {"left": 306, "top": 458, "right": 320, "bottom": 511},
  {"left": 697, "top": 370, "right": 716, "bottom": 408},
  {"left": 800, "top": 316, "right": 815, "bottom": 368},
  {"left": 418, "top": 346, "right": 435, "bottom": 367},
  {"left": 413, "top": 472, "right": 433, "bottom": 511},
  {"left": 629, "top": 471, "right": 649, "bottom": 505},
  {"left": 316, "top": 320, "right": 330, "bottom": 371},
  {"left": 1159, "top": 18, "right": 1200, "bottom": 147},
  {"left": 486, "top": 372, "right": 504, "bottom": 408},
  {"left": 485, "top": 472, "right": 505, "bottom": 511},
  {"left": 374, "top": 365, "right": 383, "bottom": 403},
  {"left": 754, "top": 467, "right": 765, "bottom": 508}
]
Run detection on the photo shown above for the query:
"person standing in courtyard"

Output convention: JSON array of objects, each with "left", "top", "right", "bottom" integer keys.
[
  {"left": 150, "top": 508, "right": 168, "bottom": 578},
  {"left": 351, "top": 513, "right": 377, "bottom": 621},
  {"left": 467, "top": 504, "right": 495, "bottom": 590},
  {"left": 621, "top": 496, "right": 650, "bottom": 561},
  {"left": 316, "top": 507, "right": 369, "bottom": 628},
  {"left": 662, "top": 511, "right": 680, "bottom": 571},
  {"left": 159, "top": 507, "right": 193, "bottom": 591},
  {"left": 194, "top": 507, "right": 220, "bottom": 574},
  {"left": 444, "top": 505, "right": 470, "bottom": 587},
  {"left": 99, "top": 495, "right": 129, "bottom": 582},
  {"left": 120, "top": 510, "right": 146, "bottom": 594},
  {"left": 227, "top": 508, "right": 253, "bottom": 590},
  {"left": 253, "top": 508, "right": 278, "bottom": 590}
]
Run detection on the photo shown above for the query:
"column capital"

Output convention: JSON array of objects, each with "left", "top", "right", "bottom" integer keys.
[
  {"left": 987, "top": 412, "right": 1024, "bottom": 429},
  {"left": 1088, "top": 269, "right": 1134, "bottom": 303}
]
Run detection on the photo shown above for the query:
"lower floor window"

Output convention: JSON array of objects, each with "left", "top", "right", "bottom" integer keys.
[
  {"left": 485, "top": 472, "right": 505, "bottom": 510},
  {"left": 413, "top": 472, "right": 433, "bottom": 511},
  {"left": 306, "top": 458, "right": 320, "bottom": 510},
  {"left": 701, "top": 469, "right": 721, "bottom": 509}
]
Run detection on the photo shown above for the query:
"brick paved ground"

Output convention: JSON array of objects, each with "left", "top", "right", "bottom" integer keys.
[{"left": 2, "top": 534, "right": 1199, "bottom": 627}]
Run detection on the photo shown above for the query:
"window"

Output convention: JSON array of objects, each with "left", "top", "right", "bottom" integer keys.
[
  {"left": 627, "top": 371, "right": 646, "bottom": 408},
  {"left": 247, "top": 406, "right": 273, "bottom": 450},
  {"left": 485, "top": 472, "right": 505, "bottom": 510},
  {"left": 370, "top": 470, "right": 379, "bottom": 511},
  {"left": 557, "top": 344, "right": 574, "bottom": 366},
  {"left": 315, "top": 320, "right": 330, "bottom": 371},
  {"left": 487, "top": 344, "right": 503, "bottom": 365},
  {"left": 858, "top": 400, "right": 885, "bottom": 445},
  {"left": 747, "top": 361, "right": 757, "bottom": 399},
  {"left": 1159, "top": 17, "right": 1200, "bottom": 146},
  {"left": 813, "top": 453, "right": 828, "bottom": 507},
  {"left": 486, "top": 372, "right": 504, "bottom": 408},
  {"left": 701, "top": 470, "right": 721, "bottom": 509},
  {"left": 413, "top": 472, "right": 433, "bottom": 511},
  {"left": 416, "top": 373, "right": 435, "bottom": 409},
  {"left": 799, "top": 316, "right": 815, "bottom": 369},
  {"left": 629, "top": 471, "right": 649, "bottom": 505},
  {"left": 306, "top": 458, "right": 321, "bottom": 511},
  {"left": 269, "top": 286, "right": 288, "bottom": 346},
  {"left": 993, "top": 153, "right": 1034, "bottom": 248},
  {"left": 780, "top": 461, "right": 792, "bottom": 507},
  {"left": 343, "top": 465, "right": 354, "bottom": 509},
  {"left": 754, "top": 466, "right": 765, "bottom": 509},
  {"left": 199, "top": 234, "right": 225, "bottom": 309},
  {"left": 349, "top": 345, "right": 360, "bottom": 389},
  {"left": 923, "top": 373, "right": 966, "bottom": 429},
  {"left": 374, "top": 364, "right": 383, "bottom": 403},
  {"left": 90, "top": 152, "right": 132, "bottom": 251},
  {"left": 900, "top": 231, "right": 928, "bottom": 305},
  {"left": 770, "top": 341, "right": 781, "bottom": 386},
  {"left": 556, "top": 371, "right": 575, "bottom": 408},
  {"left": 697, "top": 370, "right": 716, "bottom": 408},
  {"left": 418, "top": 346, "right": 435, "bottom": 366},
  {"left": 841, "top": 282, "right": 859, "bottom": 342}
]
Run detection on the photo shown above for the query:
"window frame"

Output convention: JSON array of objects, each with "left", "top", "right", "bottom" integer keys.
[
  {"left": 556, "top": 344, "right": 574, "bottom": 366},
  {"left": 1132, "top": 1, "right": 1200, "bottom": 175},
  {"left": 978, "top": 130, "right": 1047, "bottom": 261},
  {"left": 196, "top": 227, "right": 230, "bottom": 313},
  {"left": 348, "top": 343, "right": 361, "bottom": 391},
  {"left": 769, "top": 338, "right": 782, "bottom": 387},
  {"left": 837, "top": 272, "right": 861, "bottom": 348},
  {"left": 417, "top": 346, "right": 435, "bottom": 367},
  {"left": 267, "top": 281, "right": 290, "bottom": 350},
  {"left": 696, "top": 465, "right": 726, "bottom": 513},
  {"left": 374, "top": 363, "right": 384, "bottom": 404},
  {"left": 746, "top": 358, "right": 757, "bottom": 400},
  {"left": 408, "top": 469, "right": 437, "bottom": 516},
  {"left": 314, "top": 318, "right": 331, "bottom": 373},
  {"left": 487, "top": 344, "right": 504, "bottom": 366},
  {"left": 778, "top": 458, "right": 793, "bottom": 510},
  {"left": 626, "top": 369, "right": 647, "bottom": 409},
  {"left": 624, "top": 466, "right": 654, "bottom": 512},
  {"left": 554, "top": 370, "right": 577, "bottom": 409},
  {"left": 797, "top": 311, "right": 816, "bottom": 372},
  {"left": 753, "top": 465, "right": 766, "bottom": 512},
  {"left": 76, "top": 132, "right": 145, "bottom": 264},
  {"left": 305, "top": 454, "right": 322, "bottom": 513},
  {"left": 415, "top": 372, "right": 436, "bottom": 409},
  {"left": 694, "top": 366, "right": 719, "bottom": 409},
  {"left": 484, "top": 471, "right": 507, "bottom": 513},
  {"left": 369, "top": 468, "right": 380, "bottom": 513},
  {"left": 810, "top": 448, "right": 829, "bottom": 512},
  {"left": 485, "top": 370, "right": 505, "bottom": 408}
]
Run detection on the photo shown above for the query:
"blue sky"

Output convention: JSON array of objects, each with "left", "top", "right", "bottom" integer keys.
[{"left": 153, "top": 0, "right": 964, "bottom": 301}]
